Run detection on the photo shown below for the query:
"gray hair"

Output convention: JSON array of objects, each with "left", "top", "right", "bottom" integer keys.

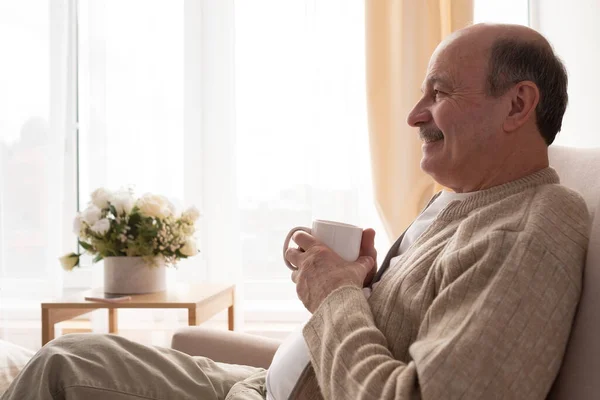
[{"left": 486, "top": 38, "right": 568, "bottom": 145}]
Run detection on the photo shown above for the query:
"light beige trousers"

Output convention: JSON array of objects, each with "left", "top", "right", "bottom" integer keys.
[{"left": 1, "top": 334, "right": 267, "bottom": 400}]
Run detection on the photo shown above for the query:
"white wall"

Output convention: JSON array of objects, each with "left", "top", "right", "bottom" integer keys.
[
  {"left": 474, "top": 0, "right": 529, "bottom": 26},
  {"left": 531, "top": 0, "right": 600, "bottom": 148}
]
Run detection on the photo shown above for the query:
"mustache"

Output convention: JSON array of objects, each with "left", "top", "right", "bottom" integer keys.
[{"left": 419, "top": 127, "right": 444, "bottom": 142}]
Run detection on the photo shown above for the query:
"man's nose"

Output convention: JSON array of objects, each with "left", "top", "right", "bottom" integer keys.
[{"left": 407, "top": 100, "right": 431, "bottom": 127}]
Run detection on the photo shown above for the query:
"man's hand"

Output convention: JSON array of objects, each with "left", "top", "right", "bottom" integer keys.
[{"left": 286, "top": 229, "right": 377, "bottom": 313}]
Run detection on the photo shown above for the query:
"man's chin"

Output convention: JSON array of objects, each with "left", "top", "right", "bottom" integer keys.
[
  {"left": 420, "top": 138, "right": 443, "bottom": 162},
  {"left": 420, "top": 148, "right": 444, "bottom": 178},
  {"left": 420, "top": 157, "right": 435, "bottom": 176}
]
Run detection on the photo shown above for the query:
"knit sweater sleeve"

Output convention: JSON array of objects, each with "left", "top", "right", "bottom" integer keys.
[{"left": 302, "top": 230, "right": 585, "bottom": 400}]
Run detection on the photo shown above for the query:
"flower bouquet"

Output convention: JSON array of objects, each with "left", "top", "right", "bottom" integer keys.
[{"left": 60, "top": 188, "right": 201, "bottom": 272}]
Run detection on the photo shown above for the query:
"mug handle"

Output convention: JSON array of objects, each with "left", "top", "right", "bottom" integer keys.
[{"left": 283, "top": 226, "right": 312, "bottom": 271}]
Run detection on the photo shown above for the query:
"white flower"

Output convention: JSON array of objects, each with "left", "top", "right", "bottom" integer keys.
[
  {"left": 73, "top": 214, "right": 83, "bottom": 235},
  {"left": 59, "top": 253, "right": 79, "bottom": 271},
  {"left": 90, "top": 218, "right": 111, "bottom": 235},
  {"left": 111, "top": 192, "right": 135, "bottom": 216},
  {"left": 82, "top": 206, "right": 102, "bottom": 225},
  {"left": 167, "top": 198, "right": 180, "bottom": 217},
  {"left": 181, "top": 223, "right": 194, "bottom": 236},
  {"left": 182, "top": 206, "right": 201, "bottom": 222},
  {"left": 137, "top": 194, "right": 172, "bottom": 219},
  {"left": 180, "top": 238, "right": 198, "bottom": 257},
  {"left": 165, "top": 199, "right": 176, "bottom": 218},
  {"left": 91, "top": 188, "right": 112, "bottom": 210}
]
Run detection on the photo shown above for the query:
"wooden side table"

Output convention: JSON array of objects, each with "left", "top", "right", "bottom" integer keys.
[{"left": 41, "top": 283, "right": 235, "bottom": 346}]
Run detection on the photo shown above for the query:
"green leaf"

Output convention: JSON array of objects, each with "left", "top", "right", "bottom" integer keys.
[
  {"left": 129, "top": 211, "right": 142, "bottom": 226},
  {"left": 92, "top": 254, "right": 104, "bottom": 263},
  {"left": 79, "top": 241, "right": 94, "bottom": 252}
]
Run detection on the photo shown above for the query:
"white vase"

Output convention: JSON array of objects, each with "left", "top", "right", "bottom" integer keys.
[{"left": 103, "top": 256, "right": 166, "bottom": 294}]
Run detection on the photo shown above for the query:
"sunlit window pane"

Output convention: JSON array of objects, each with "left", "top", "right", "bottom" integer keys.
[
  {"left": 0, "top": 1, "right": 51, "bottom": 280},
  {"left": 78, "top": 0, "right": 184, "bottom": 205},
  {"left": 235, "top": 0, "right": 386, "bottom": 282}
]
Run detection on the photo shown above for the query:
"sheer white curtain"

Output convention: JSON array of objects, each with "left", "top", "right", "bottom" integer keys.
[
  {"left": 77, "top": 0, "right": 242, "bottom": 335},
  {"left": 78, "top": 0, "right": 386, "bottom": 334},
  {"left": 0, "top": 0, "right": 77, "bottom": 348},
  {"left": 234, "top": 0, "right": 388, "bottom": 330}
]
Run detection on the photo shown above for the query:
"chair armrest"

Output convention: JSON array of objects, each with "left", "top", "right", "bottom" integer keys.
[{"left": 171, "top": 327, "right": 282, "bottom": 369}]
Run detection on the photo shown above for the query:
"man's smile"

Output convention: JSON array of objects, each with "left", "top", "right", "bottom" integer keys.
[{"left": 419, "top": 127, "right": 444, "bottom": 143}]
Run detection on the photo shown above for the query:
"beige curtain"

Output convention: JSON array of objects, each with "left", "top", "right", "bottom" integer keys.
[{"left": 366, "top": 0, "right": 473, "bottom": 241}]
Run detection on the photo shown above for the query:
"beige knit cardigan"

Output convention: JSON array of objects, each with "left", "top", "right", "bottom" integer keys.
[{"left": 291, "top": 168, "right": 590, "bottom": 400}]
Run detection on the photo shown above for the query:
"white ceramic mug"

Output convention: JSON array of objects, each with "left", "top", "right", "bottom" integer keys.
[{"left": 283, "top": 219, "right": 363, "bottom": 271}]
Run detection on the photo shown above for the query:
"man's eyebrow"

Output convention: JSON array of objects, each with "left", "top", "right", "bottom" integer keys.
[{"left": 420, "top": 74, "right": 453, "bottom": 93}]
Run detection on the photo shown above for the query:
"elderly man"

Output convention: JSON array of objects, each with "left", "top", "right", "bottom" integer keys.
[{"left": 1, "top": 23, "right": 590, "bottom": 400}]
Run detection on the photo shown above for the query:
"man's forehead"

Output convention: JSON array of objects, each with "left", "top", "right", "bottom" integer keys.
[
  {"left": 422, "top": 72, "right": 454, "bottom": 89},
  {"left": 422, "top": 43, "right": 487, "bottom": 91},
  {"left": 422, "top": 44, "right": 461, "bottom": 87}
]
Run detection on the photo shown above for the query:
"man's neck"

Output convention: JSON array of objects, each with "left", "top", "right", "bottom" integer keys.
[{"left": 451, "top": 148, "right": 550, "bottom": 193}]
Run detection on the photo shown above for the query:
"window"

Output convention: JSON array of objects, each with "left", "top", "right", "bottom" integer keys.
[
  {"left": 234, "top": 0, "right": 387, "bottom": 322},
  {"left": 76, "top": 0, "right": 207, "bottom": 289},
  {"left": 77, "top": 0, "right": 386, "bottom": 325},
  {"left": 0, "top": 0, "right": 77, "bottom": 346},
  {"left": 77, "top": 0, "right": 185, "bottom": 204},
  {"left": 0, "top": 0, "right": 76, "bottom": 300}
]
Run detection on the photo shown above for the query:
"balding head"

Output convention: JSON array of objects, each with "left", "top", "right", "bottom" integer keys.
[
  {"left": 430, "top": 24, "right": 548, "bottom": 67},
  {"left": 408, "top": 23, "right": 564, "bottom": 192},
  {"left": 456, "top": 23, "right": 551, "bottom": 48}
]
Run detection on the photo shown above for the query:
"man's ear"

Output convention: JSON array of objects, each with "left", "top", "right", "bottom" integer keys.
[{"left": 503, "top": 81, "right": 540, "bottom": 133}]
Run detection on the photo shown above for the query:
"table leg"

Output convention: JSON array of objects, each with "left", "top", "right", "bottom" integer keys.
[
  {"left": 228, "top": 305, "right": 234, "bottom": 331},
  {"left": 108, "top": 308, "right": 118, "bottom": 333},
  {"left": 188, "top": 307, "right": 197, "bottom": 326},
  {"left": 228, "top": 287, "right": 235, "bottom": 331},
  {"left": 41, "top": 309, "right": 54, "bottom": 346}
]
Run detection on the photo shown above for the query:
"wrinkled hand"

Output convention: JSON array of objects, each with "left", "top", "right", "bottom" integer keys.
[{"left": 286, "top": 229, "right": 377, "bottom": 313}]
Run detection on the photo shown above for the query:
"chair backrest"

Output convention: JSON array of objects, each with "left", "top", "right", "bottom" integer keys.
[{"left": 547, "top": 145, "right": 600, "bottom": 399}]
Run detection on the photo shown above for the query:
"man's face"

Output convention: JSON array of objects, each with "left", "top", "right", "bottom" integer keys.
[{"left": 407, "top": 37, "right": 510, "bottom": 191}]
